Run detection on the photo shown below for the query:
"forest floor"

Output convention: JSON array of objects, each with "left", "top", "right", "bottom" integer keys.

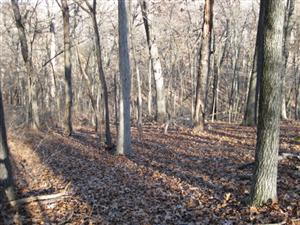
[{"left": 1, "top": 121, "right": 300, "bottom": 225}]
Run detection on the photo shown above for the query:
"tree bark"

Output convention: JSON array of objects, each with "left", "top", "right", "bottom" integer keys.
[
  {"left": 193, "top": 0, "right": 214, "bottom": 130},
  {"left": 0, "top": 85, "right": 16, "bottom": 202},
  {"left": 61, "top": 0, "right": 73, "bottom": 136},
  {"left": 250, "top": 0, "right": 285, "bottom": 206},
  {"left": 116, "top": 0, "right": 132, "bottom": 155}
]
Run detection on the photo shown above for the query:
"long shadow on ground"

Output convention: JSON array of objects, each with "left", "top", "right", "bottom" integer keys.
[{"left": 7, "top": 121, "right": 300, "bottom": 224}]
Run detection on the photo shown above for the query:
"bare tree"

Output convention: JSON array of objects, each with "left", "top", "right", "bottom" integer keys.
[
  {"left": 116, "top": 0, "right": 132, "bottom": 155},
  {"left": 76, "top": 0, "right": 113, "bottom": 147},
  {"left": 11, "top": 0, "right": 39, "bottom": 130},
  {"left": 193, "top": 0, "right": 214, "bottom": 130},
  {"left": 140, "top": 0, "right": 167, "bottom": 122},
  {"left": 61, "top": 0, "right": 73, "bottom": 135},
  {"left": 250, "top": 0, "right": 285, "bottom": 206}
]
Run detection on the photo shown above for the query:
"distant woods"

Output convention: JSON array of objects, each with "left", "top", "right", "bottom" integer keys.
[{"left": 1, "top": 0, "right": 299, "bottom": 133}]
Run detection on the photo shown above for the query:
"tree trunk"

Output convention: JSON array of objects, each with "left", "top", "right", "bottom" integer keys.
[
  {"left": 91, "top": 12, "right": 112, "bottom": 147},
  {"left": 61, "top": 0, "right": 73, "bottom": 136},
  {"left": 116, "top": 0, "right": 132, "bottom": 155},
  {"left": 128, "top": 1, "right": 143, "bottom": 141},
  {"left": 250, "top": 0, "right": 285, "bottom": 206},
  {"left": 11, "top": 0, "right": 39, "bottom": 130},
  {"left": 243, "top": 48, "right": 257, "bottom": 126},
  {"left": 140, "top": 0, "right": 167, "bottom": 122},
  {"left": 148, "top": 58, "right": 152, "bottom": 116},
  {"left": 281, "top": 0, "right": 295, "bottom": 120},
  {"left": 0, "top": 85, "right": 16, "bottom": 202},
  {"left": 193, "top": 0, "right": 214, "bottom": 130}
]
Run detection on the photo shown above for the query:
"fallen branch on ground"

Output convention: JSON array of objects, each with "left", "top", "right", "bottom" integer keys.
[{"left": 10, "top": 182, "right": 71, "bottom": 205}]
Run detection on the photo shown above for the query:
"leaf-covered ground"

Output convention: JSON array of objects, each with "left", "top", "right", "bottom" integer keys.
[{"left": 1, "top": 121, "right": 300, "bottom": 225}]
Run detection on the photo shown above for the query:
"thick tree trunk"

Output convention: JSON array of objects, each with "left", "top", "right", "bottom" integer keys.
[
  {"left": 193, "top": 0, "right": 214, "bottom": 130},
  {"left": 250, "top": 0, "right": 285, "bottom": 206},
  {"left": 116, "top": 0, "right": 132, "bottom": 155},
  {"left": 0, "top": 85, "right": 16, "bottom": 202},
  {"left": 61, "top": 0, "right": 73, "bottom": 136}
]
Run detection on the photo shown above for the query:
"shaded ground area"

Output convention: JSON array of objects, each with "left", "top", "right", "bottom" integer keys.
[{"left": 1, "top": 121, "right": 300, "bottom": 224}]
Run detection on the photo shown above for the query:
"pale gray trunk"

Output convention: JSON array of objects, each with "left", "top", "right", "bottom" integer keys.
[
  {"left": 148, "top": 58, "right": 152, "bottom": 116},
  {"left": 140, "top": 0, "right": 167, "bottom": 122},
  {"left": 136, "top": 65, "right": 143, "bottom": 141},
  {"left": 151, "top": 43, "right": 167, "bottom": 122},
  {"left": 116, "top": 0, "right": 132, "bottom": 155}
]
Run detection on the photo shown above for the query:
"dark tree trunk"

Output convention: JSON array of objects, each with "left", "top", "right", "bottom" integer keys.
[
  {"left": 61, "top": 0, "right": 73, "bottom": 136},
  {"left": 250, "top": 0, "right": 285, "bottom": 206},
  {"left": 91, "top": 10, "right": 112, "bottom": 147},
  {"left": 0, "top": 85, "right": 16, "bottom": 202}
]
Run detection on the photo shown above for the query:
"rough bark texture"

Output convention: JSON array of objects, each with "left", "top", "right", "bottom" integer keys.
[
  {"left": 61, "top": 0, "right": 73, "bottom": 136},
  {"left": 250, "top": 0, "right": 285, "bottom": 206},
  {"left": 140, "top": 0, "right": 167, "bottom": 122},
  {"left": 193, "top": 0, "right": 214, "bottom": 130},
  {"left": 0, "top": 85, "right": 16, "bottom": 202},
  {"left": 116, "top": 0, "right": 132, "bottom": 155}
]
